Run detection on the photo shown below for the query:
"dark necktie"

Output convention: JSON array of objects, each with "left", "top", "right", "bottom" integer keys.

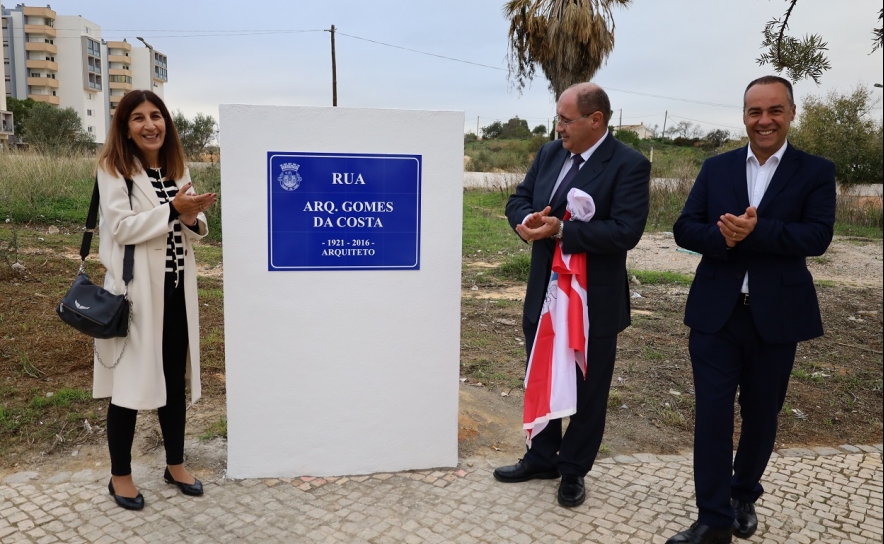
[{"left": 550, "top": 154, "right": 585, "bottom": 206}]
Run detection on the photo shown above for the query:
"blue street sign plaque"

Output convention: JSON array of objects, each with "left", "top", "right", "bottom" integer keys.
[{"left": 267, "top": 152, "right": 422, "bottom": 271}]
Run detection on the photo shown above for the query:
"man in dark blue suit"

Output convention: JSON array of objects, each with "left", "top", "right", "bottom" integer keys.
[
  {"left": 495, "top": 82, "right": 650, "bottom": 508},
  {"left": 667, "top": 76, "right": 836, "bottom": 544}
]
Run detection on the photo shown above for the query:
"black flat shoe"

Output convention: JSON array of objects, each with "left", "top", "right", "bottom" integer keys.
[
  {"left": 493, "top": 458, "right": 560, "bottom": 483},
  {"left": 164, "top": 467, "right": 204, "bottom": 496},
  {"left": 557, "top": 474, "right": 586, "bottom": 507},
  {"left": 108, "top": 479, "right": 144, "bottom": 510},
  {"left": 731, "top": 499, "right": 758, "bottom": 539},
  {"left": 665, "top": 522, "right": 732, "bottom": 544}
]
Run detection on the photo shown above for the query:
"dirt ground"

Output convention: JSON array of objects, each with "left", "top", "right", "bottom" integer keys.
[
  {"left": 458, "top": 233, "right": 883, "bottom": 462},
  {"left": 0, "top": 227, "right": 881, "bottom": 476}
]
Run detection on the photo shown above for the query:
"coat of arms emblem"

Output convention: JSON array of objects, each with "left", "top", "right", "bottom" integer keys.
[{"left": 278, "top": 163, "right": 302, "bottom": 191}]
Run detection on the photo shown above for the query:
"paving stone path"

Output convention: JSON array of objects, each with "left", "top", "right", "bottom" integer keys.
[{"left": 1, "top": 445, "right": 881, "bottom": 543}]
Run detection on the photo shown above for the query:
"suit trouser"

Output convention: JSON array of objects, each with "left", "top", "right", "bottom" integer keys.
[
  {"left": 689, "top": 301, "right": 796, "bottom": 529},
  {"left": 523, "top": 334, "right": 618, "bottom": 477},
  {"left": 107, "top": 273, "right": 189, "bottom": 476}
]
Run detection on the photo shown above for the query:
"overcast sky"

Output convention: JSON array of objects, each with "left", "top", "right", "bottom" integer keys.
[{"left": 39, "top": 0, "right": 884, "bottom": 137}]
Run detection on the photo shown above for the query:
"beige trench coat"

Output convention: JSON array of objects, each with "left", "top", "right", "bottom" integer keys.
[{"left": 93, "top": 165, "right": 207, "bottom": 410}]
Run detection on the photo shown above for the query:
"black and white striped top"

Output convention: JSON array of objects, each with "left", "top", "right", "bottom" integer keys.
[{"left": 146, "top": 167, "right": 184, "bottom": 289}]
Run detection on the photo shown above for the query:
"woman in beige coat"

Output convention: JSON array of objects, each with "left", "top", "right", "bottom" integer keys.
[{"left": 94, "top": 90, "right": 216, "bottom": 510}]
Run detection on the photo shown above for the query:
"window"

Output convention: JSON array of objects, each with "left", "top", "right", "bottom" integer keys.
[
  {"left": 87, "top": 109, "right": 93, "bottom": 116},
  {"left": 87, "top": 126, "right": 94, "bottom": 133}
]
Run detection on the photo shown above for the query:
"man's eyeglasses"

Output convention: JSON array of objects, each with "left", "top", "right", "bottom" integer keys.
[{"left": 554, "top": 112, "right": 595, "bottom": 126}]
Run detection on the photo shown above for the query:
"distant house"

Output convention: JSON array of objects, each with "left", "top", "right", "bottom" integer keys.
[{"left": 616, "top": 122, "right": 655, "bottom": 140}]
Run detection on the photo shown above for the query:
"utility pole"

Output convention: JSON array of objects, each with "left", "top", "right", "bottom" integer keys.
[
  {"left": 618, "top": 109, "right": 622, "bottom": 131},
  {"left": 476, "top": 116, "right": 479, "bottom": 138},
  {"left": 661, "top": 110, "right": 668, "bottom": 140},
  {"left": 325, "top": 25, "right": 337, "bottom": 106}
]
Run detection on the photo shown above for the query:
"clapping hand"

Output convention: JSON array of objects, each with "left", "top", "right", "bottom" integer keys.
[
  {"left": 172, "top": 182, "right": 217, "bottom": 226},
  {"left": 718, "top": 206, "right": 757, "bottom": 247}
]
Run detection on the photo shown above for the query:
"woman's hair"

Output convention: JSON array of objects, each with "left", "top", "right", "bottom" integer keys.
[{"left": 97, "top": 90, "right": 186, "bottom": 180}]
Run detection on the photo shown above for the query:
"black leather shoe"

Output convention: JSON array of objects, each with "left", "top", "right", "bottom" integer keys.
[
  {"left": 665, "top": 522, "right": 733, "bottom": 544},
  {"left": 731, "top": 499, "right": 758, "bottom": 539},
  {"left": 557, "top": 474, "right": 586, "bottom": 507},
  {"left": 493, "top": 458, "right": 560, "bottom": 483},
  {"left": 108, "top": 479, "right": 144, "bottom": 510},
  {"left": 163, "top": 468, "right": 204, "bottom": 496}
]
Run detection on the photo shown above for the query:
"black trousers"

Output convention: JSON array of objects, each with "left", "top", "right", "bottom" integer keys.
[
  {"left": 107, "top": 273, "right": 189, "bottom": 476},
  {"left": 689, "top": 301, "right": 796, "bottom": 529},
  {"left": 522, "top": 334, "right": 618, "bottom": 477}
]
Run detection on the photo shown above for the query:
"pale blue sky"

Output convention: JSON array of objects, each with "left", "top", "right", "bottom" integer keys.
[{"left": 38, "top": 0, "right": 884, "bottom": 137}]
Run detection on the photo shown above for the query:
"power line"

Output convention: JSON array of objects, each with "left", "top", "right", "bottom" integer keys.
[
  {"left": 336, "top": 32, "right": 507, "bottom": 72},
  {"left": 667, "top": 114, "right": 744, "bottom": 131},
  {"left": 601, "top": 85, "right": 742, "bottom": 109}
]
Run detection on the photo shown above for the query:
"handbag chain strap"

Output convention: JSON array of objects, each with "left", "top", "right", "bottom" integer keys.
[{"left": 82, "top": 174, "right": 136, "bottom": 369}]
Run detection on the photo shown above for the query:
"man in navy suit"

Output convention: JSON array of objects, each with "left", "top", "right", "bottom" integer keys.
[
  {"left": 667, "top": 76, "right": 836, "bottom": 544},
  {"left": 495, "top": 82, "right": 650, "bottom": 508}
]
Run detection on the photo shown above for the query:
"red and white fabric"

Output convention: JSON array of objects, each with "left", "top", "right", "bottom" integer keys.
[{"left": 523, "top": 188, "right": 596, "bottom": 446}]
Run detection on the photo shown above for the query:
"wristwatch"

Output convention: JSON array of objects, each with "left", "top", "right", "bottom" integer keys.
[{"left": 553, "top": 218, "right": 564, "bottom": 239}]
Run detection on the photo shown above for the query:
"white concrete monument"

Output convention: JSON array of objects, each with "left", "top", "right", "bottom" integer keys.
[{"left": 220, "top": 105, "right": 464, "bottom": 478}]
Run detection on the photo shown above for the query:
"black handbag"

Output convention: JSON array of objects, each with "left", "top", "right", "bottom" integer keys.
[{"left": 57, "top": 177, "right": 135, "bottom": 367}]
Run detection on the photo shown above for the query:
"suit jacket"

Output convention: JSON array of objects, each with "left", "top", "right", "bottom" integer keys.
[
  {"left": 506, "top": 135, "right": 651, "bottom": 342},
  {"left": 673, "top": 144, "right": 836, "bottom": 344}
]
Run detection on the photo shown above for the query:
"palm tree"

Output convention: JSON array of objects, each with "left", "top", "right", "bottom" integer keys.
[{"left": 504, "top": 0, "right": 631, "bottom": 100}]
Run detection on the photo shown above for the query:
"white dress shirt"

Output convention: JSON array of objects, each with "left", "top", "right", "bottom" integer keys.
[
  {"left": 741, "top": 140, "right": 788, "bottom": 293},
  {"left": 522, "top": 130, "right": 610, "bottom": 225}
]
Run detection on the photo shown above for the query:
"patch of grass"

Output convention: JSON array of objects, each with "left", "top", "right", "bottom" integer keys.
[
  {"left": 661, "top": 406, "right": 687, "bottom": 428},
  {"left": 496, "top": 253, "right": 531, "bottom": 282},
  {"left": 464, "top": 137, "right": 546, "bottom": 173},
  {"left": 193, "top": 243, "right": 223, "bottom": 268},
  {"left": 460, "top": 359, "right": 524, "bottom": 390},
  {"left": 199, "top": 416, "right": 227, "bottom": 441},
  {"left": 607, "top": 389, "right": 623, "bottom": 409},
  {"left": 642, "top": 346, "right": 666, "bottom": 360},
  {"left": 30, "top": 388, "right": 92, "bottom": 410},
  {"left": 462, "top": 190, "right": 526, "bottom": 257},
  {"left": 814, "top": 280, "right": 837, "bottom": 288},
  {"left": 631, "top": 270, "right": 694, "bottom": 285}
]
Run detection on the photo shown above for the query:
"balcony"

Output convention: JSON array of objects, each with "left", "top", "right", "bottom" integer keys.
[
  {"left": 108, "top": 54, "right": 131, "bottom": 64},
  {"left": 106, "top": 41, "right": 131, "bottom": 52},
  {"left": 24, "top": 24, "right": 57, "bottom": 39},
  {"left": 22, "top": 6, "right": 56, "bottom": 18},
  {"left": 109, "top": 94, "right": 124, "bottom": 104},
  {"left": 29, "top": 94, "right": 60, "bottom": 105},
  {"left": 109, "top": 81, "right": 132, "bottom": 91},
  {"left": 109, "top": 68, "right": 132, "bottom": 77},
  {"left": 26, "top": 59, "right": 59, "bottom": 71},
  {"left": 25, "top": 42, "right": 58, "bottom": 54},
  {"left": 28, "top": 77, "right": 60, "bottom": 89}
]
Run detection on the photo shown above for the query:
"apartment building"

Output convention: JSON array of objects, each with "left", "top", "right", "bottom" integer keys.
[
  {"left": 55, "top": 14, "right": 106, "bottom": 140},
  {"left": 0, "top": 3, "right": 12, "bottom": 143},
  {"left": 2, "top": 3, "right": 170, "bottom": 144},
  {"left": 102, "top": 38, "right": 167, "bottom": 129}
]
